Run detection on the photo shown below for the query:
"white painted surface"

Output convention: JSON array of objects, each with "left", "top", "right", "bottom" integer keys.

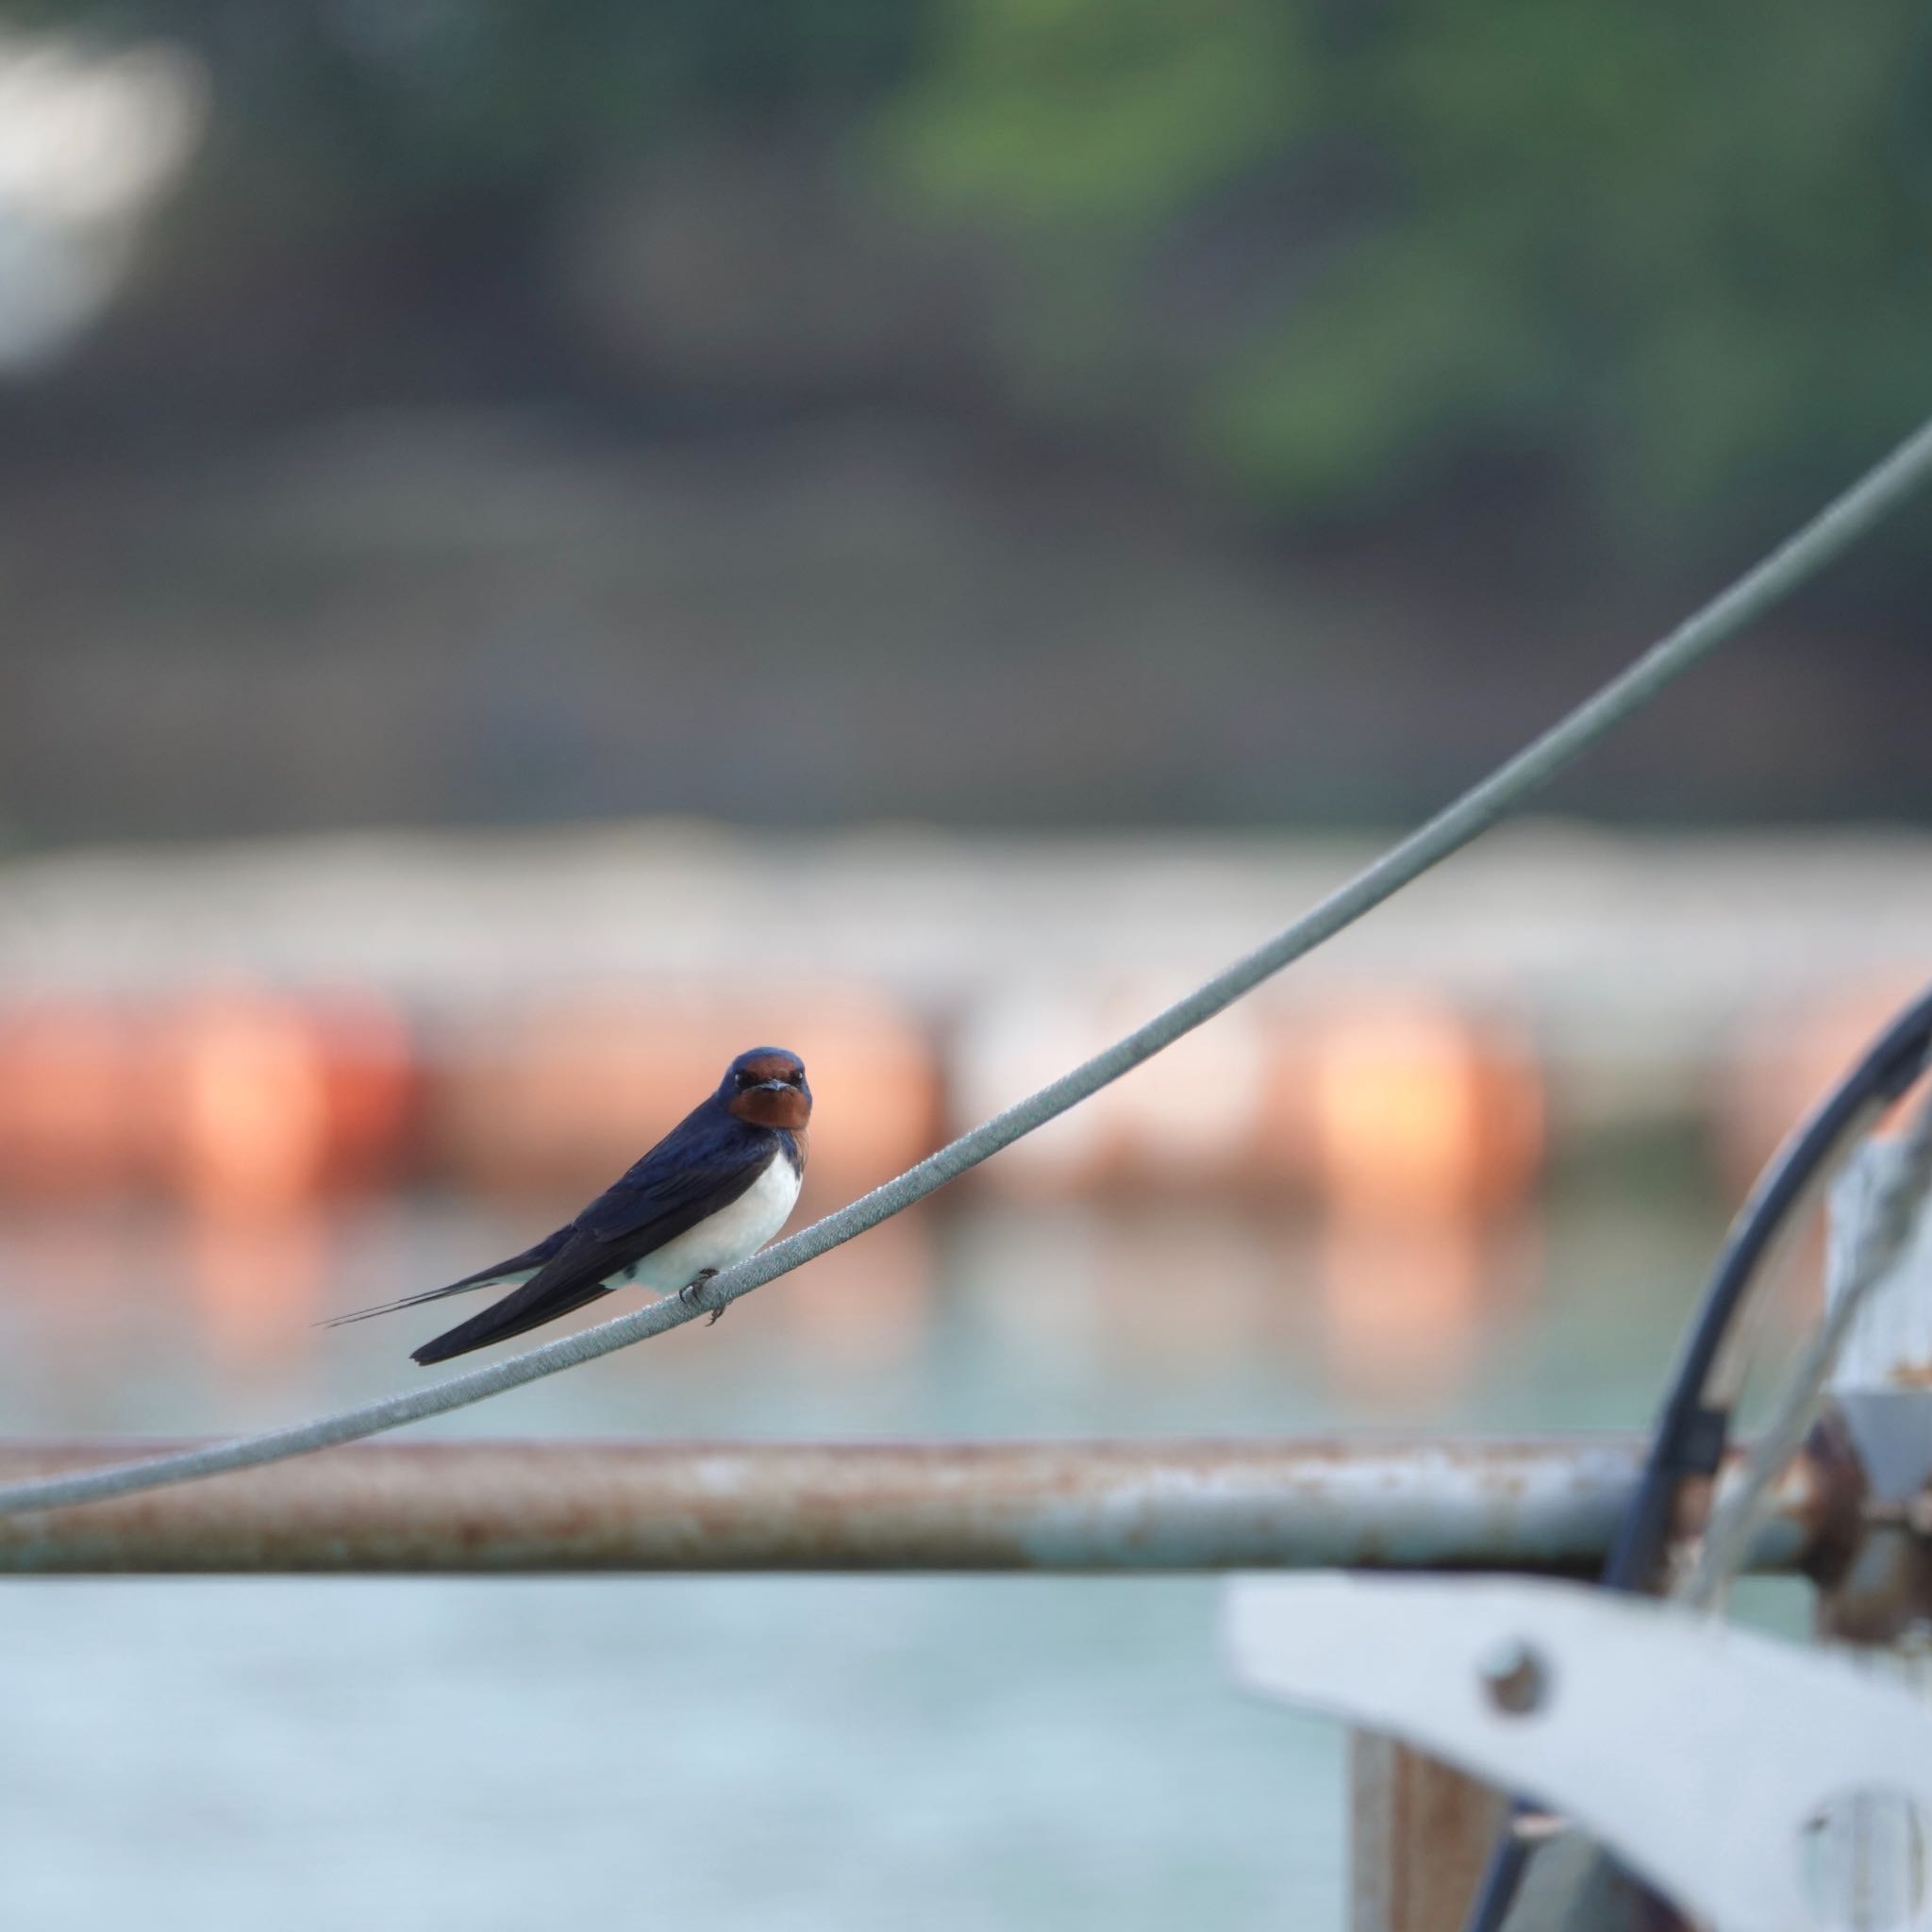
[{"left": 1225, "top": 1574, "right": 1932, "bottom": 1932}]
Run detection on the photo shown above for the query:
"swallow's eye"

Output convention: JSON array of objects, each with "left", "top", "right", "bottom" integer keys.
[
  {"left": 737, "top": 1070, "right": 757, "bottom": 1088},
  {"left": 790, "top": 1068, "right": 805, "bottom": 1086}
]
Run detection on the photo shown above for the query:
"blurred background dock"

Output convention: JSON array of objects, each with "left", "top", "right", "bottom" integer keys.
[{"left": 0, "top": 824, "right": 1925, "bottom": 1214}]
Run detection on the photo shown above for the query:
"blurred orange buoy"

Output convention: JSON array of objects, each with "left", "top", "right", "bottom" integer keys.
[
  {"left": 1303, "top": 998, "right": 1544, "bottom": 1220},
  {"left": 0, "top": 1000, "right": 150, "bottom": 1197},
  {"left": 158, "top": 988, "right": 416, "bottom": 1213}
]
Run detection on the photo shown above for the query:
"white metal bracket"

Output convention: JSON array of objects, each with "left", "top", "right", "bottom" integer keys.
[{"left": 1224, "top": 1574, "right": 1932, "bottom": 1931}]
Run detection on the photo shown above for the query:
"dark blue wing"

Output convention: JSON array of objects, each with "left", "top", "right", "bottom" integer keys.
[
  {"left": 411, "top": 1104, "right": 775, "bottom": 1365},
  {"left": 572, "top": 1103, "right": 775, "bottom": 1246}
]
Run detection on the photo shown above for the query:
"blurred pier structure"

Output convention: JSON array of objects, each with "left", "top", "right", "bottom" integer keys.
[{"left": 0, "top": 824, "right": 1925, "bottom": 1210}]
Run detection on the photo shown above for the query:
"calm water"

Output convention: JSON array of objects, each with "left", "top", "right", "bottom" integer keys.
[{"left": 0, "top": 1170, "right": 1796, "bottom": 1931}]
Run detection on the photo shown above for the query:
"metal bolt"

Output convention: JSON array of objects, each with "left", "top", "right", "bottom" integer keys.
[{"left": 1478, "top": 1636, "right": 1548, "bottom": 1716}]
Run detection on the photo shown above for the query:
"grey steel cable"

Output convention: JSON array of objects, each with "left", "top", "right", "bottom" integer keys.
[{"left": 2, "top": 414, "right": 1931, "bottom": 1521}]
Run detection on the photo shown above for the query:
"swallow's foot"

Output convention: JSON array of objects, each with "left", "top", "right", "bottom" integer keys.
[{"left": 678, "top": 1270, "right": 720, "bottom": 1320}]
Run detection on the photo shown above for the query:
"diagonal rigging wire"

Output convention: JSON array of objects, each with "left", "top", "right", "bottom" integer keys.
[
  {"left": 2, "top": 415, "right": 1932, "bottom": 1523},
  {"left": 1679, "top": 1075, "right": 1932, "bottom": 1610}
]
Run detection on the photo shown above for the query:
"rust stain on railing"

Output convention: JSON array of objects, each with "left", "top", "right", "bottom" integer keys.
[{"left": 0, "top": 1436, "right": 1835, "bottom": 1576}]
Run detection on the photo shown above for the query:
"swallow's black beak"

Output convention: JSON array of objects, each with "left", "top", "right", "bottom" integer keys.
[{"left": 758, "top": 1079, "right": 792, "bottom": 1094}]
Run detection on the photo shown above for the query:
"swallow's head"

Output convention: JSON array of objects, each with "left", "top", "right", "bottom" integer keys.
[{"left": 721, "top": 1046, "right": 811, "bottom": 1130}]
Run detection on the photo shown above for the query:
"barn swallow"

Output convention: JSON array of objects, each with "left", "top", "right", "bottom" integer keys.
[{"left": 329, "top": 1047, "right": 810, "bottom": 1365}]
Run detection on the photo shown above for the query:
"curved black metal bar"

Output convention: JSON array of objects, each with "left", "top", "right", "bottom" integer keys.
[{"left": 1461, "top": 979, "right": 1932, "bottom": 1932}]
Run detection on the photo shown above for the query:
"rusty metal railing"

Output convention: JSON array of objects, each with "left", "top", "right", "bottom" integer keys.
[{"left": 0, "top": 1434, "right": 1840, "bottom": 1575}]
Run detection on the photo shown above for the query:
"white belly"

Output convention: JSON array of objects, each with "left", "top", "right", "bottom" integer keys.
[{"left": 623, "top": 1153, "right": 802, "bottom": 1297}]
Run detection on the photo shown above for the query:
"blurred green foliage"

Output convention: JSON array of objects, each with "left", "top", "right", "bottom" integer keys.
[
  {"left": 889, "top": 0, "right": 1932, "bottom": 550},
  {"left": 11, "top": 0, "right": 1932, "bottom": 558}
]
